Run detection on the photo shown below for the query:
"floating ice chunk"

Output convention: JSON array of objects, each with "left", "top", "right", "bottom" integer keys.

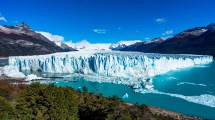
[
  {"left": 177, "top": 82, "right": 207, "bottom": 87},
  {"left": 136, "top": 88, "right": 215, "bottom": 108},
  {"left": 25, "top": 74, "right": 43, "bottom": 81},
  {"left": 0, "top": 65, "right": 25, "bottom": 78},
  {"left": 166, "top": 93, "right": 215, "bottom": 108},
  {"left": 144, "top": 83, "right": 154, "bottom": 90},
  {"left": 133, "top": 84, "right": 141, "bottom": 89},
  {"left": 122, "top": 93, "right": 129, "bottom": 99},
  {"left": 167, "top": 77, "right": 179, "bottom": 80},
  {"left": 194, "top": 65, "right": 210, "bottom": 68}
]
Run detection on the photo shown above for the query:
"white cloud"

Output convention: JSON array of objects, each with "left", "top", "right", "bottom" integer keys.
[
  {"left": 155, "top": 18, "right": 166, "bottom": 24},
  {"left": 93, "top": 29, "right": 107, "bottom": 34},
  {"left": 0, "top": 16, "right": 7, "bottom": 22},
  {"left": 65, "top": 39, "right": 142, "bottom": 51},
  {"left": 162, "top": 30, "right": 173, "bottom": 36},
  {"left": 36, "top": 31, "right": 64, "bottom": 42},
  {"left": 65, "top": 40, "right": 112, "bottom": 51}
]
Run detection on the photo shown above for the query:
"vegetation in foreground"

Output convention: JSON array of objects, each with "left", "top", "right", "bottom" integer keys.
[{"left": 0, "top": 80, "right": 194, "bottom": 120}]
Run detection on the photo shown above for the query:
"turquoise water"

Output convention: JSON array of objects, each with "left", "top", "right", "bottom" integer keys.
[
  {"left": 1, "top": 59, "right": 215, "bottom": 119},
  {"left": 33, "top": 62, "right": 215, "bottom": 119},
  {"left": 0, "top": 58, "right": 8, "bottom": 67}
]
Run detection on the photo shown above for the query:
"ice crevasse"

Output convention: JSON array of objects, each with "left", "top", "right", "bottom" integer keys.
[{"left": 8, "top": 51, "right": 213, "bottom": 79}]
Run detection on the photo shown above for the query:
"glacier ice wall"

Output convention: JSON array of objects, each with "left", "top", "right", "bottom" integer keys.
[{"left": 8, "top": 51, "right": 213, "bottom": 78}]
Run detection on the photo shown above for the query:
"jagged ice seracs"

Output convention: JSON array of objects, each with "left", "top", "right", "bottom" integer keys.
[{"left": 9, "top": 51, "right": 213, "bottom": 79}]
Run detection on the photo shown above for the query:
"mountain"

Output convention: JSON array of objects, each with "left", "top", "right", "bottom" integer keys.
[
  {"left": 121, "top": 38, "right": 166, "bottom": 52},
  {"left": 65, "top": 40, "right": 142, "bottom": 51},
  {"left": 60, "top": 42, "right": 75, "bottom": 52},
  {"left": 110, "top": 40, "right": 142, "bottom": 50},
  {"left": 121, "top": 23, "right": 215, "bottom": 57},
  {"left": 36, "top": 31, "right": 75, "bottom": 52},
  {"left": 66, "top": 40, "right": 112, "bottom": 51},
  {"left": 0, "top": 22, "right": 75, "bottom": 57}
]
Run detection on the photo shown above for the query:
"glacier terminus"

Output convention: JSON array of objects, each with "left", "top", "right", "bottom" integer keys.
[{"left": 9, "top": 51, "right": 213, "bottom": 79}]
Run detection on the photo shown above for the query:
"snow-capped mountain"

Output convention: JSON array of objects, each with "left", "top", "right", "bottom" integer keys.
[
  {"left": 121, "top": 23, "right": 215, "bottom": 57},
  {"left": 36, "top": 31, "right": 75, "bottom": 51},
  {"left": 121, "top": 37, "right": 166, "bottom": 52},
  {"left": 65, "top": 40, "right": 142, "bottom": 51},
  {"left": 0, "top": 23, "right": 75, "bottom": 57},
  {"left": 2, "top": 22, "right": 215, "bottom": 57},
  {"left": 65, "top": 40, "right": 112, "bottom": 51},
  {"left": 110, "top": 40, "right": 142, "bottom": 50}
]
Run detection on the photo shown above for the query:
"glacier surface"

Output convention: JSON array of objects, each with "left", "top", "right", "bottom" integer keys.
[{"left": 9, "top": 51, "right": 213, "bottom": 79}]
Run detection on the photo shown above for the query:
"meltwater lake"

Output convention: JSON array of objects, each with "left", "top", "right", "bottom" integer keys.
[{"left": 1, "top": 59, "right": 215, "bottom": 119}]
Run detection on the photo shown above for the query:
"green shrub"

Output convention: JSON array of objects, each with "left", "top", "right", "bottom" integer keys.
[
  {"left": 0, "top": 96, "right": 15, "bottom": 120},
  {"left": 15, "top": 83, "right": 78, "bottom": 120}
]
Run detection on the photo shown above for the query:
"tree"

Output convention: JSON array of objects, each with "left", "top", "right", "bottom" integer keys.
[
  {"left": 15, "top": 82, "right": 47, "bottom": 119},
  {"left": 0, "top": 96, "right": 15, "bottom": 120},
  {"left": 15, "top": 83, "right": 79, "bottom": 120},
  {"left": 43, "top": 85, "right": 79, "bottom": 120}
]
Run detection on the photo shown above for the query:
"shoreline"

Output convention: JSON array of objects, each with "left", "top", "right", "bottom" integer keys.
[
  {"left": 0, "top": 77, "right": 203, "bottom": 120},
  {"left": 0, "top": 57, "right": 8, "bottom": 59},
  {"left": 148, "top": 106, "right": 202, "bottom": 120},
  {"left": 125, "top": 102, "right": 202, "bottom": 120}
]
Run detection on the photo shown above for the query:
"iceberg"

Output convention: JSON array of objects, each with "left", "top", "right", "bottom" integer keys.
[
  {"left": 25, "top": 74, "right": 43, "bottom": 81},
  {"left": 0, "top": 65, "right": 25, "bottom": 78},
  {"left": 122, "top": 93, "right": 129, "bottom": 99},
  {"left": 9, "top": 51, "right": 213, "bottom": 79},
  {"left": 0, "top": 65, "right": 44, "bottom": 81}
]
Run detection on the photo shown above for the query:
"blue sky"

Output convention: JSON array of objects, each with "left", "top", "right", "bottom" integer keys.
[{"left": 0, "top": 0, "right": 215, "bottom": 43}]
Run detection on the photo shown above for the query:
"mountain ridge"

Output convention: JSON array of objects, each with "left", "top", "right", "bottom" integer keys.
[
  {"left": 1, "top": 23, "right": 215, "bottom": 57},
  {"left": 0, "top": 22, "right": 75, "bottom": 57},
  {"left": 121, "top": 23, "right": 215, "bottom": 57}
]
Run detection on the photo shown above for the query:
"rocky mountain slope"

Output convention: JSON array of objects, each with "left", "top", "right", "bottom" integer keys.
[
  {"left": 121, "top": 23, "right": 215, "bottom": 56},
  {"left": 0, "top": 23, "right": 75, "bottom": 57}
]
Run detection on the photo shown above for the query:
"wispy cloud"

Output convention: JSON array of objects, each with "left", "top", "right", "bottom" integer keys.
[
  {"left": 162, "top": 30, "right": 173, "bottom": 36},
  {"left": 93, "top": 29, "right": 107, "bottom": 34},
  {"left": 0, "top": 13, "right": 7, "bottom": 22},
  {"left": 36, "top": 31, "right": 64, "bottom": 42},
  {"left": 155, "top": 18, "right": 166, "bottom": 24},
  {"left": 0, "top": 17, "right": 7, "bottom": 22}
]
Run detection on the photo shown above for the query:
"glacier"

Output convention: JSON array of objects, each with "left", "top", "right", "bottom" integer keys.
[
  {"left": 8, "top": 51, "right": 215, "bottom": 108},
  {"left": 9, "top": 51, "right": 213, "bottom": 79}
]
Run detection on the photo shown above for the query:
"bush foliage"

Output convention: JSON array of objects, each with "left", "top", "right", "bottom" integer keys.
[
  {"left": 0, "top": 96, "right": 15, "bottom": 120},
  {"left": 16, "top": 83, "right": 78, "bottom": 120},
  {"left": 0, "top": 81, "right": 175, "bottom": 120}
]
